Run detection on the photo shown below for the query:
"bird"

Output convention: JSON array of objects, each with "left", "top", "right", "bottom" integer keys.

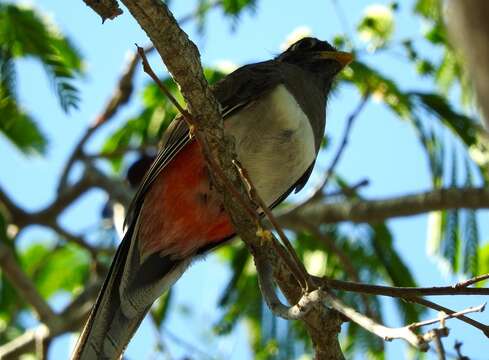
[{"left": 72, "top": 36, "right": 352, "bottom": 359}]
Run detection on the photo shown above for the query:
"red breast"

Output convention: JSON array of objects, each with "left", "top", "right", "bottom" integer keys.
[{"left": 138, "top": 140, "right": 234, "bottom": 259}]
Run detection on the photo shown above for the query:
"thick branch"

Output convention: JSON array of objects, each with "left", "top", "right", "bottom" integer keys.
[{"left": 279, "top": 187, "right": 489, "bottom": 226}]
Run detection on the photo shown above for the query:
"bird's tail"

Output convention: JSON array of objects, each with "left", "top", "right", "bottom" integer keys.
[{"left": 71, "top": 224, "right": 190, "bottom": 360}]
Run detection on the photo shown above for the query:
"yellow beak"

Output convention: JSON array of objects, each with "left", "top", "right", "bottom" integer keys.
[{"left": 316, "top": 51, "right": 354, "bottom": 68}]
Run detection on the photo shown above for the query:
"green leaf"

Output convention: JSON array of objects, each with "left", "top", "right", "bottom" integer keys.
[
  {"left": 442, "top": 153, "right": 460, "bottom": 272},
  {"left": 0, "top": 44, "right": 47, "bottom": 154},
  {"left": 411, "top": 92, "right": 479, "bottom": 148},
  {"left": 357, "top": 4, "right": 395, "bottom": 49},
  {"left": 414, "top": 0, "right": 441, "bottom": 21},
  {"left": 0, "top": 4, "right": 83, "bottom": 112},
  {"left": 150, "top": 290, "right": 172, "bottom": 327},
  {"left": 424, "top": 23, "right": 445, "bottom": 44},
  {"left": 477, "top": 244, "right": 489, "bottom": 286},
  {"left": 342, "top": 61, "right": 412, "bottom": 118},
  {"left": 20, "top": 243, "right": 90, "bottom": 298},
  {"left": 369, "top": 224, "right": 422, "bottom": 323},
  {"left": 0, "top": 46, "right": 16, "bottom": 99},
  {"left": 427, "top": 209, "right": 447, "bottom": 256},
  {"left": 415, "top": 59, "right": 435, "bottom": 76},
  {"left": 462, "top": 160, "right": 479, "bottom": 276},
  {"left": 0, "top": 97, "right": 47, "bottom": 154},
  {"left": 221, "top": 0, "right": 257, "bottom": 16}
]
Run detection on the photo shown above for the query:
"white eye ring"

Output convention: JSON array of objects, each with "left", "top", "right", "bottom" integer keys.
[{"left": 291, "top": 38, "right": 317, "bottom": 51}]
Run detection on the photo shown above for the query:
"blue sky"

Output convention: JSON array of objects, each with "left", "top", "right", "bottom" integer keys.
[{"left": 1, "top": 0, "right": 488, "bottom": 358}]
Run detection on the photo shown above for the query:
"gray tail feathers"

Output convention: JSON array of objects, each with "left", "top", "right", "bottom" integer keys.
[{"left": 71, "top": 224, "right": 191, "bottom": 360}]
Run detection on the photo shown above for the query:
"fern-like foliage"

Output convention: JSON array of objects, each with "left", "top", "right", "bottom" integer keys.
[{"left": 0, "top": 4, "right": 83, "bottom": 154}]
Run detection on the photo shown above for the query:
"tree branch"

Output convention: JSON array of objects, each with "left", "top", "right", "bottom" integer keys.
[
  {"left": 0, "top": 242, "right": 57, "bottom": 327},
  {"left": 57, "top": 48, "right": 142, "bottom": 193},
  {"left": 318, "top": 275, "right": 489, "bottom": 297},
  {"left": 0, "top": 183, "right": 28, "bottom": 223},
  {"left": 0, "top": 279, "right": 102, "bottom": 359},
  {"left": 82, "top": 0, "right": 123, "bottom": 23},
  {"left": 279, "top": 187, "right": 489, "bottom": 226}
]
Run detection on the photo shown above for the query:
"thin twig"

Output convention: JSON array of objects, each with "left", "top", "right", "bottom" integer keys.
[
  {"left": 427, "top": 328, "right": 448, "bottom": 360},
  {"left": 318, "top": 275, "right": 489, "bottom": 297},
  {"left": 408, "top": 304, "right": 485, "bottom": 330},
  {"left": 233, "top": 159, "right": 312, "bottom": 290},
  {"left": 323, "top": 178, "right": 370, "bottom": 197},
  {"left": 408, "top": 297, "right": 489, "bottom": 338},
  {"left": 455, "top": 274, "right": 489, "bottom": 288},
  {"left": 325, "top": 291, "right": 481, "bottom": 351},
  {"left": 317, "top": 276, "right": 489, "bottom": 336},
  {"left": 454, "top": 341, "right": 469, "bottom": 360},
  {"left": 323, "top": 289, "right": 428, "bottom": 349}
]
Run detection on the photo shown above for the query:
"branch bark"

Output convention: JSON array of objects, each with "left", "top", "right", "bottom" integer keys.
[
  {"left": 279, "top": 187, "right": 489, "bottom": 226},
  {"left": 82, "top": 0, "right": 122, "bottom": 22}
]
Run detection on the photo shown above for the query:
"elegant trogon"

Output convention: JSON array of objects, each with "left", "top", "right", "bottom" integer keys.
[{"left": 72, "top": 37, "right": 352, "bottom": 359}]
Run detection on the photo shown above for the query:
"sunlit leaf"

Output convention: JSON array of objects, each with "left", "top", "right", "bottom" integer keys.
[
  {"left": 20, "top": 243, "right": 90, "bottom": 298},
  {"left": 357, "top": 4, "right": 394, "bottom": 50},
  {"left": 151, "top": 290, "right": 172, "bottom": 327},
  {"left": 414, "top": 0, "right": 441, "bottom": 20},
  {"left": 342, "top": 61, "right": 411, "bottom": 118},
  {"left": 477, "top": 244, "right": 489, "bottom": 287}
]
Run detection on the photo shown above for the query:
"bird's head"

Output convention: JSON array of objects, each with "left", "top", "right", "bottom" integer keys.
[{"left": 276, "top": 37, "right": 352, "bottom": 87}]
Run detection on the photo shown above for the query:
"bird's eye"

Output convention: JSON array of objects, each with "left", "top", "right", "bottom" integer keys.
[{"left": 291, "top": 38, "right": 317, "bottom": 51}]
